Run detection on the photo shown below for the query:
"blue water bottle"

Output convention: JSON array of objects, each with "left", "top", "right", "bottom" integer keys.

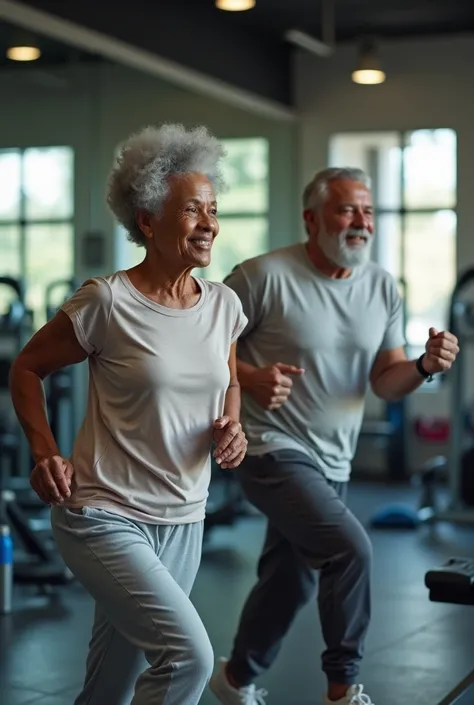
[{"left": 0, "top": 524, "right": 13, "bottom": 615}]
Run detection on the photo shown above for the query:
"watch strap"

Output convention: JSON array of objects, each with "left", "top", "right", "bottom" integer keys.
[{"left": 416, "top": 354, "right": 434, "bottom": 383}]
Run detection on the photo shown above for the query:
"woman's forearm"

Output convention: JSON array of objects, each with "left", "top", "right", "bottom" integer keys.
[
  {"left": 223, "top": 380, "right": 241, "bottom": 423},
  {"left": 9, "top": 362, "right": 60, "bottom": 462}
]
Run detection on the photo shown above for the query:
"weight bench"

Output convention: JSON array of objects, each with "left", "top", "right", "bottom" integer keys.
[{"left": 425, "top": 558, "right": 474, "bottom": 704}]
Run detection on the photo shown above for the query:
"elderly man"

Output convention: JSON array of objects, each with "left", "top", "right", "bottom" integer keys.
[{"left": 209, "top": 167, "right": 459, "bottom": 705}]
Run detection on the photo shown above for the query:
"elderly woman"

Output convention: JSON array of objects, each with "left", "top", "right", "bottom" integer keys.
[{"left": 9, "top": 123, "right": 248, "bottom": 705}]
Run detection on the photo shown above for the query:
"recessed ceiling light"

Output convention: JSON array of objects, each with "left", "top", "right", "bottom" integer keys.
[
  {"left": 216, "top": 0, "right": 256, "bottom": 11},
  {"left": 6, "top": 45, "right": 41, "bottom": 62}
]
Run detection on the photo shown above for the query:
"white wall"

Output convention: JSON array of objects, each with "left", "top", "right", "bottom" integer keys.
[{"left": 294, "top": 35, "right": 474, "bottom": 470}]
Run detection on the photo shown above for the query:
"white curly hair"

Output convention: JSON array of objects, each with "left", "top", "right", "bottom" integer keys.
[{"left": 107, "top": 123, "right": 227, "bottom": 246}]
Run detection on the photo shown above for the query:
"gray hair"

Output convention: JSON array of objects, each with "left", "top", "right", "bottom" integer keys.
[
  {"left": 107, "top": 123, "right": 227, "bottom": 246},
  {"left": 303, "top": 167, "right": 371, "bottom": 211}
]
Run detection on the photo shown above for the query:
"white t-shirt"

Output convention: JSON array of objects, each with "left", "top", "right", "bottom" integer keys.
[{"left": 61, "top": 271, "right": 247, "bottom": 525}]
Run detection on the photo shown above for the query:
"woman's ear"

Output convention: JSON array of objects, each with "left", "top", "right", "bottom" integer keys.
[{"left": 136, "top": 211, "right": 154, "bottom": 241}]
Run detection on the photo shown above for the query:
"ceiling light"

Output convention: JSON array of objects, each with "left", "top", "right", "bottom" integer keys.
[
  {"left": 216, "top": 0, "right": 256, "bottom": 10},
  {"left": 352, "top": 40, "right": 386, "bottom": 85},
  {"left": 6, "top": 45, "right": 41, "bottom": 62}
]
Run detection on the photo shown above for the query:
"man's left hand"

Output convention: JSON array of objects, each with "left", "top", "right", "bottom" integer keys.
[
  {"left": 213, "top": 416, "right": 248, "bottom": 469},
  {"left": 423, "top": 327, "right": 459, "bottom": 374}
]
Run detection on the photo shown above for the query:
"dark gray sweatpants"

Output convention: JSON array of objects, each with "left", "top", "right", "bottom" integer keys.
[{"left": 228, "top": 449, "right": 372, "bottom": 685}]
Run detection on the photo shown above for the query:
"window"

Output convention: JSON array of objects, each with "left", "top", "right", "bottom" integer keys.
[
  {"left": 0, "top": 147, "right": 74, "bottom": 328},
  {"left": 329, "top": 130, "right": 457, "bottom": 354},
  {"left": 115, "top": 226, "right": 144, "bottom": 270},
  {"left": 203, "top": 138, "right": 269, "bottom": 282}
]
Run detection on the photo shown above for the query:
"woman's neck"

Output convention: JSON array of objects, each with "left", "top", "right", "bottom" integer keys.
[{"left": 126, "top": 256, "right": 199, "bottom": 308}]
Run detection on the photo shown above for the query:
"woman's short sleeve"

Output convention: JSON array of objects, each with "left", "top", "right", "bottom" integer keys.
[{"left": 61, "top": 278, "right": 113, "bottom": 355}]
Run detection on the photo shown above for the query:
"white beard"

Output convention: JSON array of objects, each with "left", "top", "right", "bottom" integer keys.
[{"left": 317, "top": 226, "right": 373, "bottom": 269}]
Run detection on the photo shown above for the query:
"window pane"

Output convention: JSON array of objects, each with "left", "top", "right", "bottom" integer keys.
[
  {"left": 329, "top": 131, "right": 401, "bottom": 209},
  {"left": 404, "top": 211, "right": 456, "bottom": 346},
  {"left": 24, "top": 147, "right": 74, "bottom": 220},
  {"left": 115, "top": 226, "right": 145, "bottom": 269},
  {"left": 403, "top": 129, "right": 456, "bottom": 209},
  {"left": 25, "top": 223, "right": 74, "bottom": 328},
  {"left": 0, "top": 225, "right": 21, "bottom": 277},
  {"left": 0, "top": 225, "right": 21, "bottom": 315},
  {"left": 218, "top": 139, "right": 269, "bottom": 215},
  {"left": 0, "top": 150, "right": 21, "bottom": 221},
  {"left": 374, "top": 213, "right": 402, "bottom": 280},
  {"left": 200, "top": 217, "right": 268, "bottom": 283}
]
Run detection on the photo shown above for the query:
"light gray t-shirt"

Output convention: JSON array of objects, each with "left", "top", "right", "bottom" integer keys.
[
  {"left": 224, "top": 243, "right": 405, "bottom": 482},
  {"left": 61, "top": 271, "right": 247, "bottom": 524}
]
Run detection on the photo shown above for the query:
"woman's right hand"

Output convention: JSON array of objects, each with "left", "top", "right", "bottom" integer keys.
[{"left": 30, "top": 455, "right": 74, "bottom": 505}]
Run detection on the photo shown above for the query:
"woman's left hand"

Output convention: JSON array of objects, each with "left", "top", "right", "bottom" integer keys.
[{"left": 212, "top": 416, "right": 248, "bottom": 469}]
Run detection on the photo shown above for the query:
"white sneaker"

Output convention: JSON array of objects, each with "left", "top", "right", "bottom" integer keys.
[
  {"left": 209, "top": 657, "right": 268, "bottom": 705},
  {"left": 324, "top": 684, "right": 374, "bottom": 705}
]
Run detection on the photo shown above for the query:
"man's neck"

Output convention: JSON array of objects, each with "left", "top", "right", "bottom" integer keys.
[{"left": 305, "top": 241, "right": 352, "bottom": 280}]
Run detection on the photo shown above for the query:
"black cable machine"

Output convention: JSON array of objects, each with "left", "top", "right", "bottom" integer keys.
[
  {"left": 414, "top": 267, "right": 474, "bottom": 525},
  {"left": 371, "top": 268, "right": 474, "bottom": 528},
  {"left": 0, "top": 277, "right": 73, "bottom": 589}
]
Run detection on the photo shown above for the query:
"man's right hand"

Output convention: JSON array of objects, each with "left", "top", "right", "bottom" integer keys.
[
  {"left": 30, "top": 454, "right": 74, "bottom": 505},
  {"left": 246, "top": 362, "right": 305, "bottom": 410}
]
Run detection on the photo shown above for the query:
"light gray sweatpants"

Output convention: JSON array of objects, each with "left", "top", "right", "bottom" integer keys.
[{"left": 51, "top": 506, "right": 213, "bottom": 705}]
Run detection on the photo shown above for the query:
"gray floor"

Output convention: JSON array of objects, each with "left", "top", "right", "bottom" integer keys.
[{"left": 1, "top": 482, "right": 474, "bottom": 705}]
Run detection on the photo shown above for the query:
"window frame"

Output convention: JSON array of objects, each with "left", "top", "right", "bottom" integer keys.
[
  {"left": 329, "top": 129, "right": 457, "bottom": 360},
  {"left": 0, "top": 146, "right": 75, "bottom": 327}
]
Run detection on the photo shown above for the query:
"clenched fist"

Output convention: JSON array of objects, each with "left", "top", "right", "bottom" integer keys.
[
  {"left": 423, "top": 327, "right": 459, "bottom": 375},
  {"left": 246, "top": 362, "right": 305, "bottom": 410},
  {"left": 30, "top": 454, "right": 74, "bottom": 505}
]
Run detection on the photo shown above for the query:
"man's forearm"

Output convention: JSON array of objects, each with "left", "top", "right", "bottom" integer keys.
[
  {"left": 372, "top": 360, "right": 425, "bottom": 401},
  {"left": 236, "top": 359, "right": 258, "bottom": 392}
]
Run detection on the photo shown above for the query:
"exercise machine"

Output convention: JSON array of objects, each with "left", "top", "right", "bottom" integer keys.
[
  {"left": 0, "top": 277, "right": 33, "bottom": 482},
  {"left": 372, "top": 269, "right": 474, "bottom": 528},
  {"left": 415, "top": 268, "right": 474, "bottom": 526},
  {"left": 0, "top": 276, "right": 73, "bottom": 588},
  {"left": 425, "top": 558, "right": 474, "bottom": 704}
]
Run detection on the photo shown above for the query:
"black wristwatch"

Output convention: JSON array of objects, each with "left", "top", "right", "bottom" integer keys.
[{"left": 416, "top": 354, "right": 434, "bottom": 383}]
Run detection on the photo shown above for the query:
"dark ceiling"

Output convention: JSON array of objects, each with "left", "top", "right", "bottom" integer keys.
[
  {"left": 0, "top": 18, "right": 95, "bottom": 68},
  {"left": 212, "top": 0, "right": 474, "bottom": 43},
  {"left": 2, "top": 0, "right": 474, "bottom": 107}
]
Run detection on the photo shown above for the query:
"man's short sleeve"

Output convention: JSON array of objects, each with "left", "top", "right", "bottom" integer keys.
[
  {"left": 380, "top": 278, "right": 406, "bottom": 351},
  {"left": 61, "top": 278, "right": 113, "bottom": 356},
  {"left": 224, "top": 263, "right": 263, "bottom": 339}
]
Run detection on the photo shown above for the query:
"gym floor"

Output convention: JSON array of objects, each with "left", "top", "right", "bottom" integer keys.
[{"left": 1, "top": 482, "right": 474, "bottom": 705}]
